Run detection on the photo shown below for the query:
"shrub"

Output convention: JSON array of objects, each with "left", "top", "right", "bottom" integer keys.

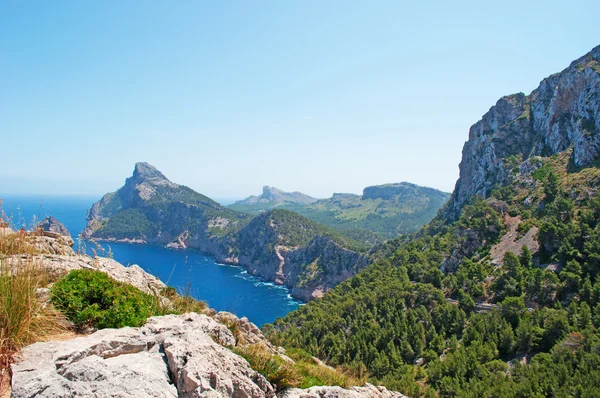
[{"left": 51, "top": 269, "right": 162, "bottom": 329}]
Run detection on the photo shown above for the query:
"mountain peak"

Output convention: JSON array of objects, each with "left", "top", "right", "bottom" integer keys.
[
  {"left": 233, "top": 186, "right": 318, "bottom": 207},
  {"left": 132, "top": 162, "right": 168, "bottom": 182},
  {"left": 261, "top": 186, "right": 285, "bottom": 198},
  {"left": 444, "top": 44, "right": 600, "bottom": 219}
]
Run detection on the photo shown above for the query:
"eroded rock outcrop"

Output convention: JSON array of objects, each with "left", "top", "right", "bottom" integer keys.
[
  {"left": 11, "top": 313, "right": 275, "bottom": 398},
  {"left": 446, "top": 45, "right": 600, "bottom": 218},
  {"left": 38, "top": 216, "right": 71, "bottom": 239}
]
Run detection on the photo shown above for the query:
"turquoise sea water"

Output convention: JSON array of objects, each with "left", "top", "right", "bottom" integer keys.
[{"left": 1, "top": 195, "right": 301, "bottom": 326}]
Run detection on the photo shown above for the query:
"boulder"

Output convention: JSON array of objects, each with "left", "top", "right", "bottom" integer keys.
[
  {"left": 11, "top": 313, "right": 275, "bottom": 398},
  {"left": 38, "top": 216, "right": 71, "bottom": 238}
]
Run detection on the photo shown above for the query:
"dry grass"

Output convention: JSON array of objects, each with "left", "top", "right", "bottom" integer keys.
[
  {"left": 160, "top": 286, "right": 207, "bottom": 315},
  {"left": 0, "top": 233, "right": 67, "bottom": 395},
  {"left": 234, "top": 344, "right": 302, "bottom": 390},
  {"left": 0, "top": 233, "right": 41, "bottom": 257},
  {"left": 235, "top": 344, "right": 364, "bottom": 391}
]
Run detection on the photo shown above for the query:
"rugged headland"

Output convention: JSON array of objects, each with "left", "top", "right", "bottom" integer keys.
[
  {"left": 82, "top": 163, "right": 369, "bottom": 301},
  {"left": 232, "top": 186, "right": 319, "bottom": 209}
]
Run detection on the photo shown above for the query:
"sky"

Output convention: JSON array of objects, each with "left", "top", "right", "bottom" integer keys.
[{"left": 1, "top": 1, "right": 599, "bottom": 201}]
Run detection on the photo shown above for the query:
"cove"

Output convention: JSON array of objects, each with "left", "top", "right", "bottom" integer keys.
[{"left": 1, "top": 195, "right": 301, "bottom": 327}]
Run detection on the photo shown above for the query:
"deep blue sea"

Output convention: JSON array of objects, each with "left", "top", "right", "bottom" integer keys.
[{"left": 0, "top": 195, "right": 301, "bottom": 326}]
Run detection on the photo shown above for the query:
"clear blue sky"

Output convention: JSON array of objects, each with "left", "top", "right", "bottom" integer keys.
[{"left": 1, "top": 1, "right": 599, "bottom": 201}]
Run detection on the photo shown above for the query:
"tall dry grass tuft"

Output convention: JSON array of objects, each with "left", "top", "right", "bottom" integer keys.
[{"left": 0, "top": 233, "right": 66, "bottom": 395}]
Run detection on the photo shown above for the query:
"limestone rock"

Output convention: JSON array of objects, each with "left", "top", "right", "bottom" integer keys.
[
  {"left": 38, "top": 216, "right": 71, "bottom": 238},
  {"left": 9, "top": 253, "right": 166, "bottom": 296},
  {"left": 445, "top": 45, "right": 600, "bottom": 219},
  {"left": 214, "top": 312, "right": 276, "bottom": 350},
  {"left": 11, "top": 313, "right": 275, "bottom": 398},
  {"left": 31, "top": 235, "right": 75, "bottom": 255}
]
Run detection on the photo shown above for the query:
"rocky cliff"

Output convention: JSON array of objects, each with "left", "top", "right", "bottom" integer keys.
[
  {"left": 38, "top": 216, "right": 71, "bottom": 238},
  {"left": 236, "top": 211, "right": 369, "bottom": 301},
  {"left": 83, "top": 165, "right": 369, "bottom": 301},
  {"left": 446, "top": 45, "right": 600, "bottom": 218}
]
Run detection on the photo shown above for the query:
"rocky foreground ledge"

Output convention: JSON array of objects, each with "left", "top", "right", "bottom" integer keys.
[
  {"left": 12, "top": 313, "right": 405, "bottom": 398},
  {"left": 7, "top": 228, "right": 405, "bottom": 398}
]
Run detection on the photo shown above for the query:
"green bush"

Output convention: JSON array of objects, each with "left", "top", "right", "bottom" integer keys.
[{"left": 51, "top": 269, "right": 162, "bottom": 329}]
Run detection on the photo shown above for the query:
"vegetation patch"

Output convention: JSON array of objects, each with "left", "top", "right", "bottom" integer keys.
[
  {"left": 268, "top": 155, "right": 600, "bottom": 396},
  {"left": 0, "top": 234, "right": 66, "bottom": 394},
  {"left": 51, "top": 269, "right": 163, "bottom": 329},
  {"left": 234, "top": 344, "right": 363, "bottom": 391}
]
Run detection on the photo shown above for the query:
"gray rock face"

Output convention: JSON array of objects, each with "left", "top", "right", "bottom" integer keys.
[
  {"left": 446, "top": 45, "right": 600, "bottom": 218},
  {"left": 38, "top": 216, "right": 71, "bottom": 238},
  {"left": 11, "top": 313, "right": 275, "bottom": 398},
  {"left": 236, "top": 213, "right": 369, "bottom": 302},
  {"left": 9, "top": 253, "right": 166, "bottom": 296},
  {"left": 287, "top": 235, "right": 369, "bottom": 301}
]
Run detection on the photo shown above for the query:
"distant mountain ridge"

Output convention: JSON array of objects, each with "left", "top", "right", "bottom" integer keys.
[
  {"left": 229, "top": 182, "right": 450, "bottom": 245},
  {"left": 234, "top": 186, "right": 318, "bottom": 207},
  {"left": 83, "top": 163, "right": 369, "bottom": 301}
]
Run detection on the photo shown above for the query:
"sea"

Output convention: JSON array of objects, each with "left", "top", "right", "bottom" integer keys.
[{"left": 0, "top": 195, "right": 301, "bottom": 327}]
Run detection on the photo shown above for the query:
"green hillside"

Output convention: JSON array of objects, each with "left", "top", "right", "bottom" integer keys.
[
  {"left": 268, "top": 151, "right": 600, "bottom": 396},
  {"left": 231, "top": 183, "right": 450, "bottom": 246}
]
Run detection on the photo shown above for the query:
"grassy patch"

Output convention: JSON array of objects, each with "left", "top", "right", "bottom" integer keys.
[
  {"left": 161, "top": 286, "right": 207, "bottom": 314},
  {"left": 235, "top": 344, "right": 364, "bottom": 391},
  {"left": 234, "top": 344, "right": 301, "bottom": 390}
]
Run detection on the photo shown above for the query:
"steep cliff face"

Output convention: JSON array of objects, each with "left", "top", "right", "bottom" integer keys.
[
  {"left": 287, "top": 235, "right": 369, "bottom": 301},
  {"left": 235, "top": 210, "right": 368, "bottom": 302},
  {"left": 447, "top": 45, "right": 600, "bottom": 218}
]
